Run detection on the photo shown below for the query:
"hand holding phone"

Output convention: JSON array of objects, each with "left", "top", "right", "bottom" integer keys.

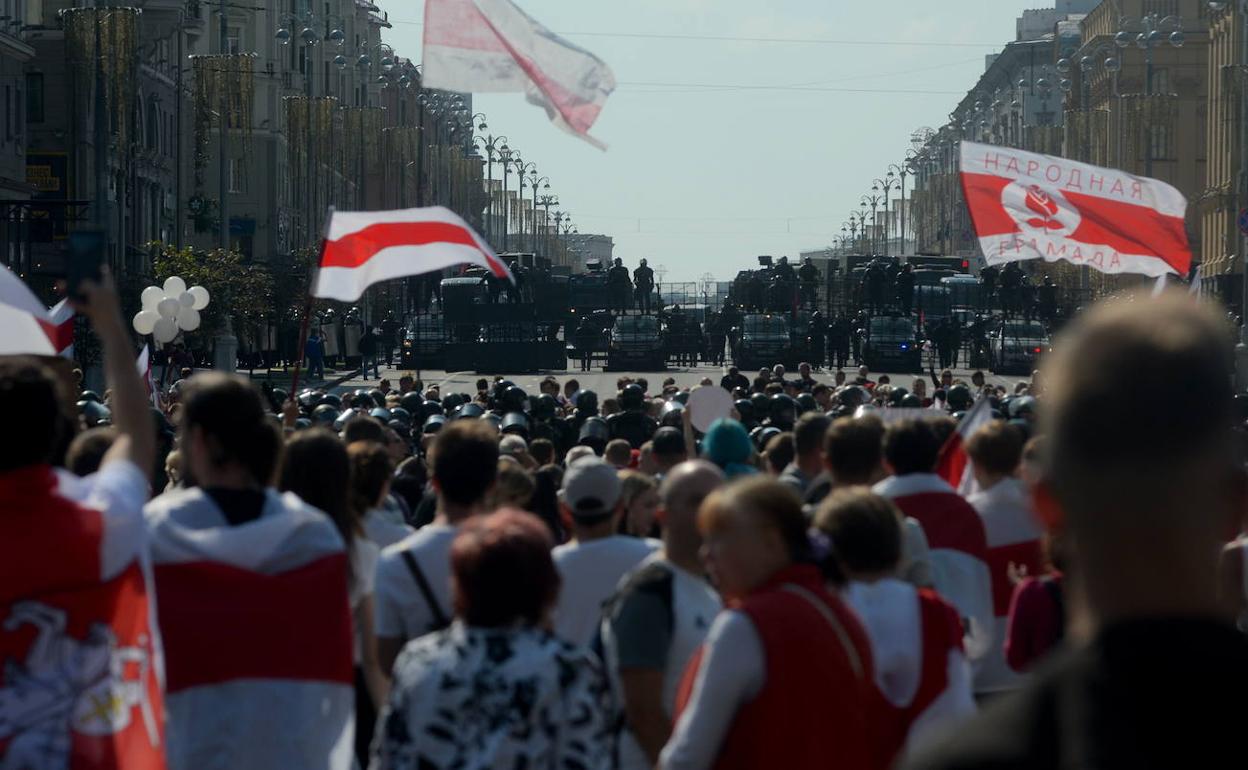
[{"left": 67, "top": 228, "right": 107, "bottom": 303}]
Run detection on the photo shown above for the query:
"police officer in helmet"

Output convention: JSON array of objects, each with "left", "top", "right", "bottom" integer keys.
[{"left": 606, "top": 383, "right": 658, "bottom": 449}]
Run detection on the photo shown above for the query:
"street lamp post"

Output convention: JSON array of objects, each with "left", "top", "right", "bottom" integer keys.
[
  {"left": 890, "top": 160, "right": 916, "bottom": 255},
  {"left": 538, "top": 193, "right": 558, "bottom": 257},
  {"left": 474, "top": 133, "right": 508, "bottom": 246},
  {"left": 529, "top": 176, "right": 550, "bottom": 253},
  {"left": 873, "top": 175, "right": 898, "bottom": 255},
  {"left": 498, "top": 149, "right": 523, "bottom": 252},
  {"left": 860, "top": 195, "right": 883, "bottom": 255}
]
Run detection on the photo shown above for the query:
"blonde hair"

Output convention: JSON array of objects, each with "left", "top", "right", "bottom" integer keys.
[{"left": 618, "top": 470, "right": 657, "bottom": 510}]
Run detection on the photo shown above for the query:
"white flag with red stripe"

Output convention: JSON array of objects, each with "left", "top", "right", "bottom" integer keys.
[
  {"left": 935, "top": 396, "right": 994, "bottom": 497},
  {"left": 313, "top": 206, "right": 514, "bottom": 302},
  {"left": 960, "top": 141, "right": 1190, "bottom": 278},
  {"left": 0, "top": 262, "right": 56, "bottom": 356},
  {"left": 145, "top": 489, "right": 355, "bottom": 768},
  {"left": 422, "top": 0, "right": 616, "bottom": 149},
  {"left": 2, "top": 464, "right": 167, "bottom": 769},
  {"left": 136, "top": 345, "right": 160, "bottom": 409},
  {"left": 49, "top": 298, "right": 76, "bottom": 359}
]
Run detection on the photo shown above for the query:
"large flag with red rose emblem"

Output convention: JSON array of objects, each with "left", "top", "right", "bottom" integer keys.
[
  {"left": 313, "top": 206, "right": 514, "bottom": 302},
  {"left": 422, "top": 0, "right": 616, "bottom": 149},
  {"left": 0, "top": 467, "right": 166, "bottom": 769},
  {"left": 960, "top": 141, "right": 1190, "bottom": 277}
]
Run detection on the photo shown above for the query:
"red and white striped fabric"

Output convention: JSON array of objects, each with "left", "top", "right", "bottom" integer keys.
[
  {"left": 144, "top": 489, "right": 354, "bottom": 770},
  {"left": 1, "top": 461, "right": 165, "bottom": 769},
  {"left": 136, "top": 346, "right": 160, "bottom": 409},
  {"left": 49, "top": 298, "right": 76, "bottom": 359},
  {"left": 960, "top": 140, "right": 1190, "bottom": 277},
  {"left": 966, "top": 478, "right": 1043, "bottom": 693},
  {"left": 314, "top": 206, "right": 513, "bottom": 302},
  {"left": 0, "top": 262, "right": 56, "bottom": 356},
  {"left": 935, "top": 397, "right": 993, "bottom": 497},
  {"left": 423, "top": 0, "right": 616, "bottom": 148},
  {"left": 873, "top": 474, "right": 995, "bottom": 664}
]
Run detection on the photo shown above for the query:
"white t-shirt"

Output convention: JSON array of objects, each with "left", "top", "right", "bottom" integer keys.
[
  {"left": 350, "top": 536, "right": 380, "bottom": 664},
  {"left": 552, "top": 536, "right": 660, "bottom": 647},
  {"left": 362, "top": 507, "right": 414, "bottom": 549},
  {"left": 374, "top": 524, "right": 458, "bottom": 642}
]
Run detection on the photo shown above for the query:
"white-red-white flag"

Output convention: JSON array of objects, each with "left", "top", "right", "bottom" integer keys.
[
  {"left": 49, "top": 298, "right": 76, "bottom": 359},
  {"left": 145, "top": 489, "right": 354, "bottom": 768},
  {"left": 422, "top": 0, "right": 616, "bottom": 149},
  {"left": 960, "top": 141, "right": 1190, "bottom": 278},
  {"left": 935, "top": 395, "right": 994, "bottom": 497},
  {"left": 0, "top": 262, "right": 56, "bottom": 356},
  {"left": 136, "top": 345, "right": 160, "bottom": 408},
  {"left": 313, "top": 206, "right": 514, "bottom": 302}
]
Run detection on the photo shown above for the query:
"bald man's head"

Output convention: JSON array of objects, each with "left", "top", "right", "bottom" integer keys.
[{"left": 660, "top": 460, "right": 725, "bottom": 564}]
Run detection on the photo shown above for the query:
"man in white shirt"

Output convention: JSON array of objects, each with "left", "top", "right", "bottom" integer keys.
[
  {"left": 552, "top": 459, "right": 659, "bottom": 646},
  {"left": 374, "top": 421, "right": 499, "bottom": 673},
  {"left": 964, "top": 421, "right": 1043, "bottom": 694},
  {"left": 603, "top": 461, "right": 724, "bottom": 770}
]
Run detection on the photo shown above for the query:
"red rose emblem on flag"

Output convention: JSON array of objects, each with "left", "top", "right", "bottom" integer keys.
[{"left": 1024, "top": 186, "right": 1065, "bottom": 231}]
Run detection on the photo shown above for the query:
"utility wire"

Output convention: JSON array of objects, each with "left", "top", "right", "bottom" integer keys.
[{"left": 386, "top": 19, "right": 999, "bottom": 48}]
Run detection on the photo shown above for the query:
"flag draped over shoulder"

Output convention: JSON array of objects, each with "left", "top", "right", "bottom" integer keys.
[
  {"left": 422, "top": 0, "right": 616, "bottom": 148},
  {"left": 960, "top": 140, "right": 1190, "bottom": 277},
  {"left": 313, "top": 206, "right": 513, "bottom": 302},
  {"left": 145, "top": 489, "right": 355, "bottom": 769},
  {"left": 0, "top": 466, "right": 166, "bottom": 770}
]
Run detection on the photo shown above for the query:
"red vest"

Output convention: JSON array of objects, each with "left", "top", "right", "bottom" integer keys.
[
  {"left": 883, "top": 589, "right": 965, "bottom": 749},
  {"left": 675, "top": 564, "right": 894, "bottom": 770}
]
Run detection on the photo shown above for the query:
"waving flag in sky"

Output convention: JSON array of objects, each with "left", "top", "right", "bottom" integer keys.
[
  {"left": 960, "top": 140, "right": 1191, "bottom": 278},
  {"left": 313, "top": 206, "right": 513, "bottom": 302},
  {"left": 422, "top": 0, "right": 616, "bottom": 149}
]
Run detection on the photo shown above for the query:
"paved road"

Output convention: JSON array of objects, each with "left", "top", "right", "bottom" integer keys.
[{"left": 329, "top": 360, "right": 1029, "bottom": 396}]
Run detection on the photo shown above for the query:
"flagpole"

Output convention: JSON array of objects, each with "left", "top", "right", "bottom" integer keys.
[{"left": 289, "top": 206, "right": 334, "bottom": 398}]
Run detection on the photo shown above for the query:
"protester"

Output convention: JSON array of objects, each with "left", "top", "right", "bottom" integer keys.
[
  {"left": 604, "top": 461, "right": 725, "bottom": 769},
  {"left": 65, "top": 425, "right": 118, "bottom": 476},
  {"left": 552, "top": 459, "right": 660, "bottom": 646},
  {"left": 874, "top": 419, "right": 994, "bottom": 662},
  {"left": 761, "top": 432, "right": 794, "bottom": 475},
  {"left": 606, "top": 437, "right": 634, "bottom": 469},
  {"left": 661, "top": 477, "right": 888, "bottom": 769},
  {"left": 490, "top": 457, "right": 536, "bottom": 510},
  {"left": 146, "top": 374, "right": 354, "bottom": 769},
  {"left": 618, "top": 470, "right": 660, "bottom": 538},
  {"left": 911, "top": 294, "right": 1248, "bottom": 769},
  {"left": 371, "top": 510, "right": 612, "bottom": 769},
  {"left": 0, "top": 271, "right": 164, "bottom": 769},
  {"left": 348, "top": 440, "right": 412, "bottom": 549},
  {"left": 280, "top": 428, "right": 386, "bottom": 766},
  {"left": 374, "top": 421, "right": 499, "bottom": 674},
  {"left": 779, "top": 412, "right": 830, "bottom": 494},
  {"left": 1003, "top": 532, "right": 1067, "bottom": 673},
  {"left": 700, "top": 418, "right": 757, "bottom": 479},
  {"left": 815, "top": 488, "right": 975, "bottom": 758},
  {"left": 963, "top": 421, "right": 1043, "bottom": 694},
  {"left": 651, "top": 425, "right": 689, "bottom": 476}
]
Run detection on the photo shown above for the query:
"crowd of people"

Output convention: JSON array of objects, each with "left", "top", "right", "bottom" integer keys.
[{"left": 4, "top": 270, "right": 1248, "bottom": 770}]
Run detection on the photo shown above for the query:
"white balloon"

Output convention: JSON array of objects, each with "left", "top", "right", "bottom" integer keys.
[
  {"left": 133, "top": 310, "right": 159, "bottom": 335},
  {"left": 141, "top": 286, "right": 164, "bottom": 311},
  {"left": 153, "top": 317, "right": 178, "bottom": 343},
  {"left": 189, "top": 285, "right": 211, "bottom": 311},
  {"left": 163, "top": 276, "right": 187, "bottom": 297},
  {"left": 176, "top": 306, "right": 201, "bottom": 332},
  {"left": 178, "top": 291, "right": 196, "bottom": 308},
  {"left": 157, "top": 298, "right": 180, "bottom": 319}
]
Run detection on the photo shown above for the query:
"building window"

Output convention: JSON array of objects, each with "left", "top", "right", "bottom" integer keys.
[
  {"left": 26, "top": 73, "right": 43, "bottom": 123},
  {"left": 1148, "top": 124, "right": 1173, "bottom": 161},
  {"left": 227, "top": 26, "right": 242, "bottom": 55},
  {"left": 229, "top": 158, "right": 246, "bottom": 193}
]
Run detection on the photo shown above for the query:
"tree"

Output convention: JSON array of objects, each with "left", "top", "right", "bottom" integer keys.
[{"left": 152, "top": 244, "right": 273, "bottom": 340}]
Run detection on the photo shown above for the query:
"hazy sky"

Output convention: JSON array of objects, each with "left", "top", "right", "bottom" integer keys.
[{"left": 381, "top": 0, "right": 1040, "bottom": 282}]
